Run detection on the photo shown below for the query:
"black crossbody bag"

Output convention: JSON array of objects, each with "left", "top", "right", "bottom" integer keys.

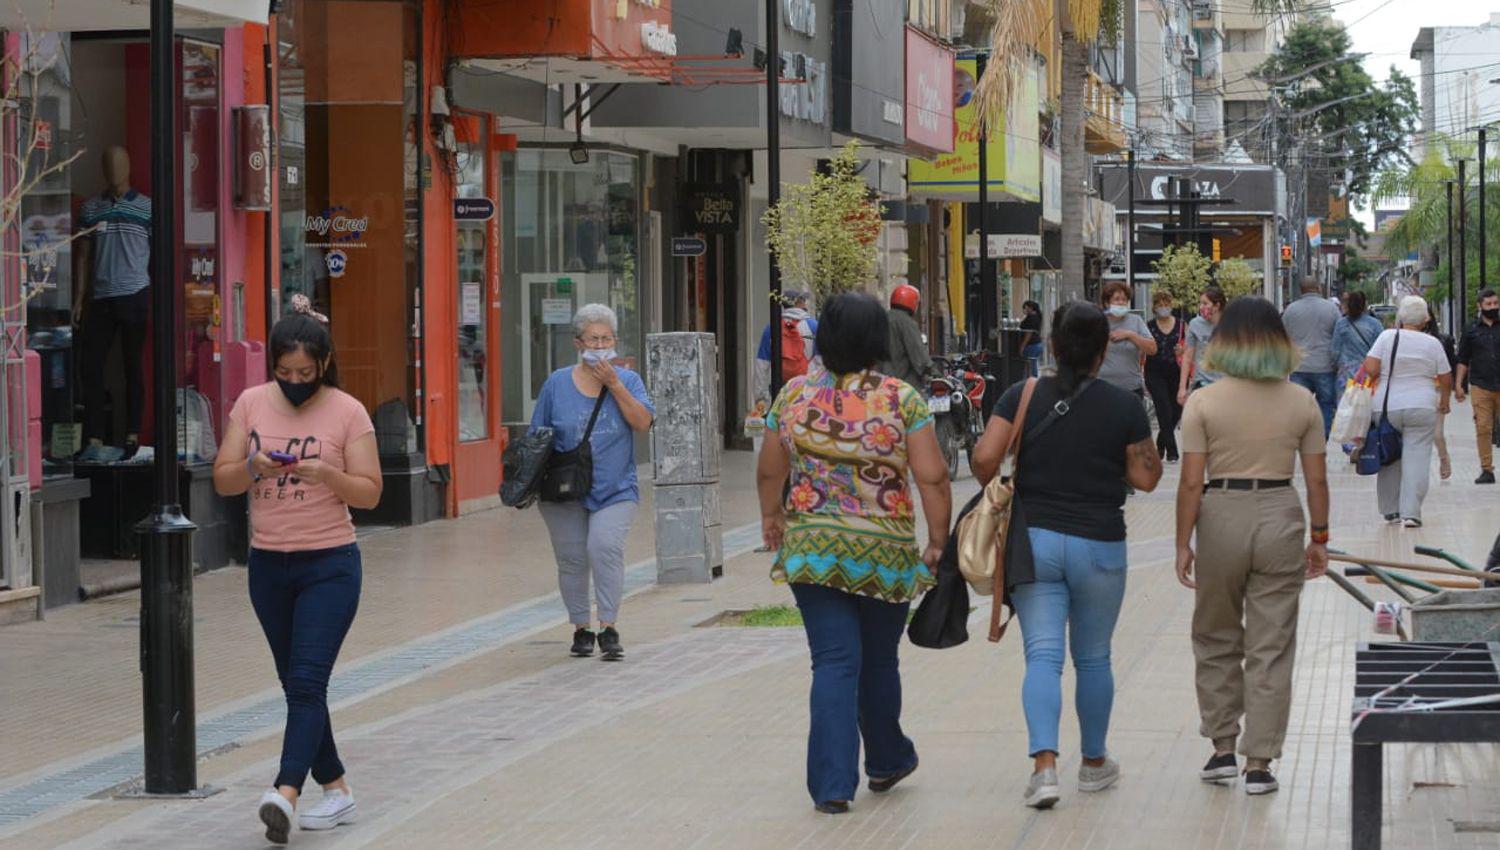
[{"left": 540, "top": 392, "right": 609, "bottom": 503}]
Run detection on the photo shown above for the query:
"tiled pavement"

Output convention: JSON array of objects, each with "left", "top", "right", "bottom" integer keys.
[{"left": 5, "top": 407, "right": 1500, "bottom": 849}]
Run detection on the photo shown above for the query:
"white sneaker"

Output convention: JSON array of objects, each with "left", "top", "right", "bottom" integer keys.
[
  {"left": 257, "top": 789, "right": 295, "bottom": 845},
  {"left": 298, "top": 788, "right": 357, "bottom": 831}
]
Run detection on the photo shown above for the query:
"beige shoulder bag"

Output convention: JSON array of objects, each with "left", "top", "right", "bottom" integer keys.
[{"left": 955, "top": 377, "right": 1036, "bottom": 642}]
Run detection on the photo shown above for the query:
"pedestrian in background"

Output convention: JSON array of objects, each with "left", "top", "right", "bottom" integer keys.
[
  {"left": 754, "top": 289, "right": 817, "bottom": 405},
  {"left": 1331, "top": 290, "right": 1383, "bottom": 403},
  {"left": 1098, "top": 282, "right": 1158, "bottom": 396},
  {"left": 212, "top": 296, "right": 383, "bottom": 844},
  {"left": 1456, "top": 288, "right": 1500, "bottom": 485},
  {"left": 1020, "top": 299, "right": 1044, "bottom": 377},
  {"left": 1145, "top": 289, "right": 1185, "bottom": 462},
  {"left": 1425, "top": 305, "right": 1458, "bottom": 481},
  {"left": 971, "top": 302, "right": 1161, "bottom": 810},
  {"left": 757, "top": 292, "right": 951, "bottom": 815},
  {"left": 1362, "top": 296, "right": 1452, "bottom": 528},
  {"left": 1174, "top": 296, "right": 1329, "bottom": 798},
  {"left": 532, "top": 304, "right": 656, "bottom": 661},
  {"left": 1178, "top": 286, "right": 1226, "bottom": 405},
  {"left": 1282, "top": 277, "right": 1342, "bottom": 437}
]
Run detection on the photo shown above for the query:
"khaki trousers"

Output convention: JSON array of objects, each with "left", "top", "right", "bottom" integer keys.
[
  {"left": 1192, "top": 486, "right": 1307, "bottom": 761},
  {"left": 1472, "top": 387, "right": 1500, "bottom": 473}
]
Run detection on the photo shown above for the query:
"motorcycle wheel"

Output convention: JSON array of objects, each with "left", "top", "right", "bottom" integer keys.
[{"left": 935, "top": 415, "right": 962, "bottom": 481}]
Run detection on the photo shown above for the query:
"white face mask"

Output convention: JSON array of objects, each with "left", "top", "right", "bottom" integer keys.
[
  {"left": 581, "top": 348, "right": 617, "bottom": 364},
  {"left": 1107, "top": 304, "right": 1130, "bottom": 318},
  {"left": 1155, "top": 307, "right": 1173, "bottom": 318}
]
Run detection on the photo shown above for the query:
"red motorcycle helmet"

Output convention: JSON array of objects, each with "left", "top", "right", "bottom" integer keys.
[{"left": 890, "top": 284, "right": 920, "bottom": 313}]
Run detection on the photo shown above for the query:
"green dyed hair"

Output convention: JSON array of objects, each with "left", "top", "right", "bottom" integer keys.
[{"left": 1201, "top": 297, "right": 1299, "bottom": 380}]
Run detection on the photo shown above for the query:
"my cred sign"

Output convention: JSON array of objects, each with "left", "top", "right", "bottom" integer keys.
[{"left": 905, "top": 26, "right": 955, "bottom": 154}]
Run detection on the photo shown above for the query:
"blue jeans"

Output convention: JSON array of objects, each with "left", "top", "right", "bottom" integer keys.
[
  {"left": 249, "top": 544, "right": 362, "bottom": 790},
  {"left": 1010, "top": 528, "right": 1129, "bottom": 759},
  {"left": 790, "top": 582, "right": 917, "bottom": 804},
  {"left": 1023, "top": 342, "right": 1044, "bottom": 377},
  {"left": 1290, "top": 371, "right": 1337, "bottom": 438}
]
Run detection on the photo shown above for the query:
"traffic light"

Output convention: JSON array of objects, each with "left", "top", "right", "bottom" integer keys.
[{"left": 1280, "top": 245, "right": 1293, "bottom": 266}]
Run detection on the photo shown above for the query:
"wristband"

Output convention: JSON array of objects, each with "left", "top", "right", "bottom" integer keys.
[
  {"left": 247, "top": 455, "right": 262, "bottom": 482},
  {"left": 1310, "top": 529, "right": 1329, "bottom": 545}
]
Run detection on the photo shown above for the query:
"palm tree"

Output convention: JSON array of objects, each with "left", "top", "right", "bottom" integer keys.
[
  {"left": 973, "top": 0, "right": 1117, "bottom": 303},
  {"left": 1373, "top": 136, "right": 1498, "bottom": 306}
]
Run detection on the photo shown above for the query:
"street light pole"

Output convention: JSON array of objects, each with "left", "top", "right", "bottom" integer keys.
[
  {"left": 141, "top": 0, "right": 199, "bottom": 795},
  {"left": 1459, "top": 158, "right": 1469, "bottom": 322},
  {"left": 1481, "top": 127, "right": 1488, "bottom": 293},
  {"left": 1447, "top": 179, "right": 1456, "bottom": 327},
  {"left": 1126, "top": 148, "right": 1136, "bottom": 302},
  {"left": 766, "top": 0, "right": 783, "bottom": 397}
]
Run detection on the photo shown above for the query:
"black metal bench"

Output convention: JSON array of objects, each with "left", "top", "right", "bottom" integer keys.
[{"left": 1351, "top": 642, "right": 1500, "bottom": 849}]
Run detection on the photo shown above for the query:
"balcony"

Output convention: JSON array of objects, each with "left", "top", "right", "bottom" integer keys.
[{"left": 1085, "top": 71, "right": 1126, "bottom": 153}]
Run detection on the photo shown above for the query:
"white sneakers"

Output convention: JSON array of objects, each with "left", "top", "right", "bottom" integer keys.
[
  {"left": 257, "top": 790, "right": 295, "bottom": 845},
  {"left": 299, "top": 787, "right": 358, "bottom": 831},
  {"left": 257, "top": 787, "right": 357, "bottom": 844}
]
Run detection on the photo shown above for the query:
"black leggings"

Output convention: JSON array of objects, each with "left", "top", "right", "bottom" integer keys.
[
  {"left": 80, "top": 289, "right": 149, "bottom": 443},
  {"left": 1144, "top": 363, "right": 1182, "bottom": 456}
]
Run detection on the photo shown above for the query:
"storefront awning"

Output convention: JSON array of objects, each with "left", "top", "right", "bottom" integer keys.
[{"left": 0, "top": 0, "right": 267, "bottom": 32}]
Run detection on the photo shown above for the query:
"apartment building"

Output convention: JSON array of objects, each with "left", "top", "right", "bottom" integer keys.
[{"left": 1411, "top": 15, "right": 1500, "bottom": 154}]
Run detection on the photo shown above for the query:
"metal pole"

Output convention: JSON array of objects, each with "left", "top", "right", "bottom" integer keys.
[
  {"left": 141, "top": 0, "right": 198, "bottom": 795},
  {"left": 1126, "top": 149, "right": 1136, "bottom": 302},
  {"left": 975, "top": 51, "right": 993, "bottom": 351},
  {"left": 1447, "top": 180, "right": 1455, "bottom": 325},
  {"left": 765, "top": 0, "right": 783, "bottom": 397},
  {"left": 1459, "top": 159, "right": 1469, "bottom": 322},
  {"left": 1481, "top": 128, "right": 1488, "bottom": 292}
]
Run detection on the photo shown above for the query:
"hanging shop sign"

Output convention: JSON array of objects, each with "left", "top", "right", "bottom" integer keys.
[
  {"left": 904, "top": 26, "right": 955, "bottom": 154},
  {"left": 965, "top": 233, "right": 1042, "bottom": 259},
  {"left": 671, "top": 236, "right": 707, "bottom": 257},
  {"left": 1041, "top": 149, "right": 1062, "bottom": 226},
  {"left": 681, "top": 184, "right": 741, "bottom": 234},
  {"left": 907, "top": 56, "right": 1040, "bottom": 202},
  {"left": 234, "top": 105, "right": 272, "bottom": 211},
  {"left": 1096, "top": 163, "right": 1281, "bottom": 217}
]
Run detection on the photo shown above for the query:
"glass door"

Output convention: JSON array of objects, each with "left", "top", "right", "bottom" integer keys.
[{"left": 451, "top": 117, "right": 502, "bottom": 506}]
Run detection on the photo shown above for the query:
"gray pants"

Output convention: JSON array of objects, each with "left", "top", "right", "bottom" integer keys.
[
  {"left": 1376, "top": 407, "right": 1438, "bottom": 521},
  {"left": 539, "top": 500, "right": 637, "bottom": 626}
]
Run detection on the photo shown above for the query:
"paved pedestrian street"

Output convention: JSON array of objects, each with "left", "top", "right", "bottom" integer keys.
[{"left": 4, "top": 433, "right": 1500, "bottom": 849}]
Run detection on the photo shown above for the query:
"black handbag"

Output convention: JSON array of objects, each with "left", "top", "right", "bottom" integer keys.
[
  {"left": 540, "top": 392, "right": 608, "bottom": 503},
  {"left": 499, "top": 426, "right": 555, "bottom": 509},
  {"left": 908, "top": 492, "right": 978, "bottom": 649}
]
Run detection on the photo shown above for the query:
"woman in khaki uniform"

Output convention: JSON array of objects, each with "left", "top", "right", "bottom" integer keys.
[{"left": 1174, "top": 297, "right": 1330, "bottom": 797}]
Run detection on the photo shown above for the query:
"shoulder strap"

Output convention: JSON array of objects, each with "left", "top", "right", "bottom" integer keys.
[
  {"left": 1353, "top": 319, "right": 1377, "bottom": 350},
  {"left": 581, "top": 390, "right": 609, "bottom": 442},
  {"left": 1381, "top": 330, "right": 1401, "bottom": 416},
  {"left": 1003, "top": 378, "right": 1038, "bottom": 467}
]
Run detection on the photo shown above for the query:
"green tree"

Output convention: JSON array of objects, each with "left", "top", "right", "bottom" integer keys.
[
  {"left": 761, "top": 141, "right": 882, "bottom": 300},
  {"left": 1214, "top": 257, "right": 1259, "bottom": 300},
  {"left": 1256, "top": 18, "right": 1419, "bottom": 203},
  {"left": 1152, "top": 244, "right": 1213, "bottom": 308}
]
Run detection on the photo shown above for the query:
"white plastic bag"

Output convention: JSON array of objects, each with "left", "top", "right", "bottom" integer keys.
[{"left": 1330, "top": 381, "right": 1373, "bottom": 444}]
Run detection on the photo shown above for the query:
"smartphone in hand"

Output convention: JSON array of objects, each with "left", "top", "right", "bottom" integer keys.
[{"left": 267, "top": 451, "right": 298, "bottom": 465}]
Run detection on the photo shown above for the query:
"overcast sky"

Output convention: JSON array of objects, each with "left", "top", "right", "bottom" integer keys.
[{"left": 1341, "top": 0, "right": 1494, "bottom": 84}]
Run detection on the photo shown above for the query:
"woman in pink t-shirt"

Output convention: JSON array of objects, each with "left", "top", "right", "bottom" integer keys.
[{"left": 213, "top": 295, "right": 381, "bottom": 844}]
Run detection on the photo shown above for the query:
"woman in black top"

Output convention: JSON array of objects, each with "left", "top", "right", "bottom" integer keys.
[
  {"left": 1144, "top": 290, "right": 1185, "bottom": 462},
  {"left": 1020, "top": 300, "right": 1044, "bottom": 377},
  {"left": 971, "top": 302, "right": 1163, "bottom": 810}
]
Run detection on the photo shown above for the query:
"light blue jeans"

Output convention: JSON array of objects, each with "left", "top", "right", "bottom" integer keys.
[{"left": 1010, "top": 528, "right": 1129, "bottom": 759}]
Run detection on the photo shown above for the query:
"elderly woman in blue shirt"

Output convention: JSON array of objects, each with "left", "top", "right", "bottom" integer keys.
[
  {"left": 532, "top": 304, "right": 655, "bottom": 661},
  {"left": 1331, "top": 290, "right": 1384, "bottom": 401}
]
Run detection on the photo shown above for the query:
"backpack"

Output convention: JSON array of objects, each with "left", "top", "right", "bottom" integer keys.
[{"left": 781, "top": 318, "right": 810, "bottom": 379}]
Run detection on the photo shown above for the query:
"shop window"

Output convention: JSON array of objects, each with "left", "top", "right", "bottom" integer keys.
[
  {"left": 277, "top": 0, "right": 423, "bottom": 456},
  {"left": 455, "top": 143, "right": 488, "bottom": 442},
  {"left": 500, "top": 148, "right": 642, "bottom": 426}
]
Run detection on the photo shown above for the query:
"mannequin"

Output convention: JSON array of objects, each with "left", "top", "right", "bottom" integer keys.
[{"left": 74, "top": 146, "right": 152, "bottom": 463}]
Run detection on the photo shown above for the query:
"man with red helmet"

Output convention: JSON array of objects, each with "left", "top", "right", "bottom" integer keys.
[{"left": 881, "top": 284, "right": 935, "bottom": 389}]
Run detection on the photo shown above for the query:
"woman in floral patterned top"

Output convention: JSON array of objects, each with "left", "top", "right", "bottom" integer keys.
[{"left": 757, "top": 292, "right": 952, "bottom": 815}]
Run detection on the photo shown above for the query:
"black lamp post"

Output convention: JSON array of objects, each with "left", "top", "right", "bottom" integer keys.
[
  {"left": 140, "top": 0, "right": 199, "bottom": 795},
  {"left": 765, "top": 0, "right": 783, "bottom": 397}
]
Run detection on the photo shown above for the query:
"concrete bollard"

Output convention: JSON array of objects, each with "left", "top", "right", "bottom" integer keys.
[{"left": 646, "top": 332, "right": 722, "bottom": 583}]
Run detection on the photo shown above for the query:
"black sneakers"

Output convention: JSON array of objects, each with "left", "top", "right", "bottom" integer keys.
[
  {"left": 570, "top": 628, "right": 596, "bottom": 658},
  {"left": 1200, "top": 752, "right": 1238, "bottom": 782},
  {"left": 1244, "top": 769, "right": 1279, "bottom": 795},
  {"left": 868, "top": 758, "right": 918, "bottom": 793},
  {"left": 598, "top": 627, "right": 624, "bottom": 661},
  {"left": 1477, "top": 470, "right": 1496, "bottom": 485}
]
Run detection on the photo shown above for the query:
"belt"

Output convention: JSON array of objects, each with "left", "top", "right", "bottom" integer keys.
[{"left": 1205, "top": 478, "right": 1291, "bottom": 491}]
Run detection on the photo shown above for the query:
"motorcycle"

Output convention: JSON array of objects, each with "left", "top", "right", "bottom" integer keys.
[{"left": 928, "top": 354, "right": 993, "bottom": 480}]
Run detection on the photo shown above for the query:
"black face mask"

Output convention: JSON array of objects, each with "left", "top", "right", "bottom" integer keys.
[
  {"left": 1484, "top": 308, "right": 1500, "bottom": 322},
  {"left": 277, "top": 378, "right": 319, "bottom": 407}
]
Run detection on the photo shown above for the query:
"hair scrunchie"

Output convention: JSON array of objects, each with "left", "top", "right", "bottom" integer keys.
[{"left": 288, "top": 293, "right": 329, "bottom": 324}]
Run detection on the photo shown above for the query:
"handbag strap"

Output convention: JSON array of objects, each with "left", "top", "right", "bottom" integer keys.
[
  {"left": 988, "top": 378, "right": 1037, "bottom": 643},
  {"left": 1001, "top": 378, "right": 1039, "bottom": 470},
  {"left": 581, "top": 389, "right": 609, "bottom": 444},
  {"left": 1381, "top": 330, "right": 1401, "bottom": 418},
  {"left": 1353, "top": 318, "right": 1377, "bottom": 351}
]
